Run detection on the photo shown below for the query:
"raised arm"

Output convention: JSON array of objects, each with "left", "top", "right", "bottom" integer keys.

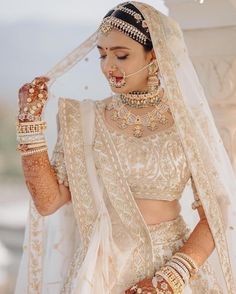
[{"left": 17, "top": 77, "right": 71, "bottom": 216}]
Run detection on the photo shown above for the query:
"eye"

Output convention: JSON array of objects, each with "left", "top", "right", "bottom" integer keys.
[
  {"left": 117, "top": 55, "right": 129, "bottom": 60},
  {"left": 99, "top": 55, "right": 106, "bottom": 60}
]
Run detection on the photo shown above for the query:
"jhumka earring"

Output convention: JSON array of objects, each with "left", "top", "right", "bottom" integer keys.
[{"left": 147, "top": 60, "right": 160, "bottom": 92}]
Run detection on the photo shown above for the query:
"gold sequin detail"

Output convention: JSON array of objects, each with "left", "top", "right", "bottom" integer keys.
[{"left": 94, "top": 123, "right": 191, "bottom": 201}]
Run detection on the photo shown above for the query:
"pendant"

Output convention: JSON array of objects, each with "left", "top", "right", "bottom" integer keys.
[
  {"left": 119, "top": 119, "right": 128, "bottom": 129},
  {"left": 147, "top": 120, "right": 159, "bottom": 131},
  {"left": 133, "top": 125, "right": 143, "bottom": 138},
  {"left": 111, "top": 110, "right": 119, "bottom": 121}
]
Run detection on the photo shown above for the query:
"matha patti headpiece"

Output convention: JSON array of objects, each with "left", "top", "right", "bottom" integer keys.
[{"left": 99, "top": 2, "right": 152, "bottom": 47}]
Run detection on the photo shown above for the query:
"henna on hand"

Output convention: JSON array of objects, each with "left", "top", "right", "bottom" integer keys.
[
  {"left": 125, "top": 276, "right": 174, "bottom": 294},
  {"left": 18, "top": 76, "right": 50, "bottom": 121},
  {"left": 22, "top": 151, "right": 70, "bottom": 215}
]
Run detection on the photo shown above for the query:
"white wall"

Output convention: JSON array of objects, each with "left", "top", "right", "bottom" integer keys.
[{"left": 166, "top": 0, "right": 236, "bottom": 172}]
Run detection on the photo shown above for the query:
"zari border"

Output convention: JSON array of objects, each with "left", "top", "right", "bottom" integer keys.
[
  {"left": 95, "top": 100, "right": 154, "bottom": 277},
  {"left": 134, "top": 2, "right": 236, "bottom": 293},
  {"left": 58, "top": 97, "right": 97, "bottom": 253},
  {"left": 28, "top": 200, "right": 44, "bottom": 294}
]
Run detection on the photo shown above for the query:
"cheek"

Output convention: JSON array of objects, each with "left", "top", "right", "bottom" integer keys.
[{"left": 99, "top": 60, "right": 106, "bottom": 74}]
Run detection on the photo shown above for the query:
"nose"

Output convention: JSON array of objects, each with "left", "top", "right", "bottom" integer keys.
[{"left": 102, "top": 58, "right": 117, "bottom": 76}]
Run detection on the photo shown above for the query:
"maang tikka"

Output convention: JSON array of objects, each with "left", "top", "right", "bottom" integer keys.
[{"left": 147, "top": 60, "right": 160, "bottom": 92}]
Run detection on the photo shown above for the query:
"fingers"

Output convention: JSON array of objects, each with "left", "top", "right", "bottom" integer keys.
[
  {"left": 32, "top": 76, "right": 50, "bottom": 85},
  {"left": 19, "top": 76, "right": 49, "bottom": 92},
  {"left": 18, "top": 76, "right": 50, "bottom": 121}
]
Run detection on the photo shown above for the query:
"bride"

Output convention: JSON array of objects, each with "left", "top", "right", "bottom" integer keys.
[{"left": 15, "top": 2, "right": 236, "bottom": 293}]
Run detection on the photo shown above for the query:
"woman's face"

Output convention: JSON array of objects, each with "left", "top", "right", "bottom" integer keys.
[{"left": 97, "top": 29, "right": 155, "bottom": 94}]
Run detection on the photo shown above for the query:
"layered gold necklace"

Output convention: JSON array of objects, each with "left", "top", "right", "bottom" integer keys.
[{"left": 106, "top": 92, "right": 170, "bottom": 138}]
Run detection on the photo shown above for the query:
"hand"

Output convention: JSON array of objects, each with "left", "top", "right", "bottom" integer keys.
[
  {"left": 125, "top": 276, "right": 174, "bottom": 294},
  {"left": 18, "top": 76, "right": 50, "bottom": 122}
]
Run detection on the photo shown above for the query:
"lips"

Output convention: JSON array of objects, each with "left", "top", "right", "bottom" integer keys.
[{"left": 109, "top": 76, "right": 123, "bottom": 82}]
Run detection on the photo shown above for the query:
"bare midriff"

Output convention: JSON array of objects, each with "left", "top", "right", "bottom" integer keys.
[{"left": 135, "top": 199, "right": 181, "bottom": 225}]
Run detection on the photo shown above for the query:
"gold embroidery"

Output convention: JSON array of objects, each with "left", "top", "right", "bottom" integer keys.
[
  {"left": 50, "top": 127, "right": 69, "bottom": 187},
  {"left": 134, "top": 2, "right": 235, "bottom": 292},
  {"left": 95, "top": 105, "right": 191, "bottom": 201},
  {"left": 28, "top": 201, "right": 44, "bottom": 294},
  {"left": 59, "top": 98, "right": 97, "bottom": 251},
  {"left": 56, "top": 97, "right": 225, "bottom": 294}
]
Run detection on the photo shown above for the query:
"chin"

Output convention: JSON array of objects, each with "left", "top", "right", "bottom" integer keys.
[{"left": 110, "top": 86, "right": 130, "bottom": 94}]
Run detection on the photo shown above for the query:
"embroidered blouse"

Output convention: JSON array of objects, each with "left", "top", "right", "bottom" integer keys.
[
  {"left": 51, "top": 101, "right": 196, "bottom": 201},
  {"left": 93, "top": 123, "right": 191, "bottom": 201}
]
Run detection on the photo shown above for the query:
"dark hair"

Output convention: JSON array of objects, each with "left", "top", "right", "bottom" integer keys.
[{"left": 103, "top": 2, "right": 153, "bottom": 51}]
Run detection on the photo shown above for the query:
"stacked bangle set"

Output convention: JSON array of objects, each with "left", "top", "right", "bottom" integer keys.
[
  {"left": 16, "top": 120, "right": 48, "bottom": 156},
  {"left": 131, "top": 252, "right": 199, "bottom": 294}
]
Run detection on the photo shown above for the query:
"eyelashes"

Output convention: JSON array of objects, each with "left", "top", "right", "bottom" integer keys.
[{"left": 99, "top": 55, "right": 129, "bottom": 60}]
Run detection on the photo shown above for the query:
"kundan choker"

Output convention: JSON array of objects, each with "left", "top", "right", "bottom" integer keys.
[{"left": 120, "top": 87, "right": 164, "bottom": 108}]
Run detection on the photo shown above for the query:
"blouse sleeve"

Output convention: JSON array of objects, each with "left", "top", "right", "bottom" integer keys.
[{"left": 50, "top": 114, "right": 69, "bottom": 187}]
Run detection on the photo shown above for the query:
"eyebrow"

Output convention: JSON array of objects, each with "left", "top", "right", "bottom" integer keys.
[{"left": 97, "top": 45, "right": 131, "bottom": 51}]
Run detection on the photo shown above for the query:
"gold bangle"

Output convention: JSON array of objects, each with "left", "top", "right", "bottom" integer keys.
[
  {"left": 25, "top": 143, "right": 47, "bottom": 149},
  {"left": 18, "top": 139, "right": 46, "bottom": 145},
  {"left": 16, "top": 121, "right": 47, "bottom": 134},
  {"left": 172, "top": 256, "right": 192, "bottom": 275},
  {"left": 166, "top": 260, "right": 190, "bottom": 285},
  {"left": 174, "top": 252, "right": 198, "bottom": 269},
  {"left": 16, "top": 142, "right": 47, "bottom": 152},
  {"left": 17, "top": 135, "right": 46, "bottom": 144},
  {"left": 174, "top": 252, "right": 199, "bottom": 278},
  {"left": 156, "top": 265, "right": 185, "bottom": 293},
  {"left": 155, "top": 270, "right": 182, "bottom": 294},
  {"left": 21, "top": 147, "right": 48, "bottom": 156},
  {"left": 16, "top": 125, "right": 47, "bottom": 134}
]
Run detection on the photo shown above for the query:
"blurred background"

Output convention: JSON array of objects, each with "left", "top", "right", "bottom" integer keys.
[{"left": 0, "top": 0, "right": 235, "bottom": 293}]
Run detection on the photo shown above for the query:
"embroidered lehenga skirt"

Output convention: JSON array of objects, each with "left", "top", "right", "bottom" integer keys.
[{"left": 112, "top": 215, "right": 223, "bottom": 294}]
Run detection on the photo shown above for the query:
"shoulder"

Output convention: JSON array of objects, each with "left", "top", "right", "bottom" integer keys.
[
  {"left": 95, "top": 96, "right": 113, "bottom": 108},
  {"left": 58, "top": 96, "right": 113, "bottom": 111}
]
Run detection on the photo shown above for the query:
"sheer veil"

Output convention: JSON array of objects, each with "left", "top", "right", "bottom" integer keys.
[{"left": 15, "top": 1, "right": 236, "bottom": 294}]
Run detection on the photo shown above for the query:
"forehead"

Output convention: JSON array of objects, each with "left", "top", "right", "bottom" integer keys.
[{"left": 97, "top": 29, "right": 142, "bottom": 49}]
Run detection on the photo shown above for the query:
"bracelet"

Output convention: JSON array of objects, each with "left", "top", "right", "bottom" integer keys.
[
  {"left": 155, "top": 271, "right": 182, "bottom": 294},
  {"left": 16, "top": 120, "right": 47, "bottom": 126},
  {"left": 171, "top": 256, "right": 192, "bottom": 275},
  {"left": 174, "top": 253, "right": 198, "bottom": 271},
  {"left": 18, "top": 140, "right": 46, "bottom": 146},
  {"left": 155, "top": 266, "right": 184, "bottom": 294},
  {"left": 166, "top": 260, "right": 190, "bottom": 285},
  {"left": 21, "top": 146, "right": 48, "bottom": 156},
  {"left": 191, "top": 199, "right": 202, "bottom": 210},
  {"left": 163, "top": 265, "right": 185, "bottom": 287},
  {"left": 16, "top": 121, "right": 47, "bottom": 134},
  {"left": 173, "top": 253, "right": 199, "bottom": 279},
  {"left": 17, "top": 133, "right": 45, "bottom": 144},
  {"left": 18, "top": 112, "right": 42, "bottom": 122},
  {"left": 170, "top": 258, "right": 191, "bottom": 277},
  {"left": 151, "top": 274, "right": 169, "bottom": 291},
  {"left": 17, "top": 142, "right": 47, "bottom": 152}
]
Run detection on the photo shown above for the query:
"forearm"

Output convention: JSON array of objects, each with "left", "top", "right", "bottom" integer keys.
[
  {"left": 178, "top": 216, "right": 215, "bottom": 267},
  {"left": 22, "top": 151, "right": 70, "bottom": 216}
]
